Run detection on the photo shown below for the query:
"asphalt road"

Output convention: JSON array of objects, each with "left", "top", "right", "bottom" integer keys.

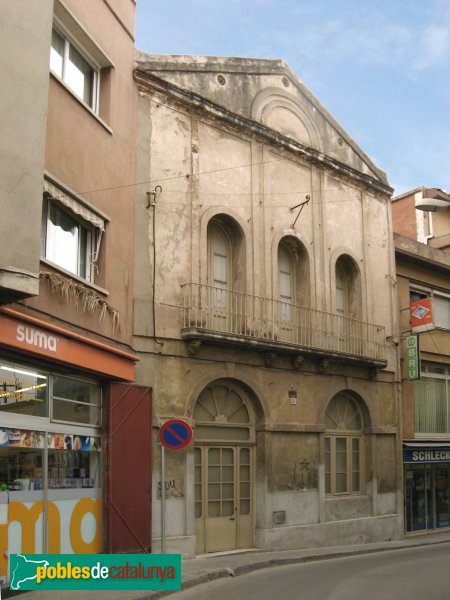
[{"left": 170, "top": 542, "right": 450, "bottom": 600}]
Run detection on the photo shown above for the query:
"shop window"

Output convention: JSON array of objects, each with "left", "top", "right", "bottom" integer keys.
[
  {"left": 324, "top": 392, "right": 364, "bottom": 495},
  {"left": 0, "top": 437, "right": 44, "bottom": 492},
  {"left": 414, "top": 364, "right": 450, "bottom": 434},
  {"left": 0, "top": 362, "right": 48, "bottom": 418},
  {"left": 0, "top": 429, "right": 100, "bottom": 492},
  {"left": 52, "top": 376, "right": 102, "bottom": 427},
  {"left": 48, "top": 433, "right": 100, "bottom": 489}
]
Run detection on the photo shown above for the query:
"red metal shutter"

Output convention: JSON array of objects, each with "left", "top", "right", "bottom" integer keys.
[{"left": 106, "top": 383, "right": 152, "bottom": 553}]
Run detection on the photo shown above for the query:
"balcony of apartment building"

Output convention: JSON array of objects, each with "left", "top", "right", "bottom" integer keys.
[{"left": 181, "top": 283, "right": 387, "bottom": 368}]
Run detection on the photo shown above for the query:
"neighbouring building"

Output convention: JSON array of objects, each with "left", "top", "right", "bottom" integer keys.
[
  {"left": 0, "top": 0, "right": 150, "bottom": 585},
  {"left": 392, "top": 187, "right": 450, "bottom": 252},
  {"left": 395, "top": 234, "right": 450, "bottom": 533},
  {"left": 133, "top": 53, "right": 403, "bottom": 555}
]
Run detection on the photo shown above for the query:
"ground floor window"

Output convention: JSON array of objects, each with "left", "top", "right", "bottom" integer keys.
[
  {"left": 325, "top": 435, "right": 361, "bottom": 494},
  {"left": 0, "top": 434, "right": 99, "bottom": 491},
  {"left": 0, "top": 357, "right": 102, "bottom": 586},
  {"left": 324, "top": 391, "right": 364, "bottom": 495},
  {"left": 405, "top": 462, "right": 450, "bottom": 532}
]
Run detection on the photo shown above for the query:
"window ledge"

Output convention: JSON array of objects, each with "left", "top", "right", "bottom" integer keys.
[
  {"left": 325, "top": 494, "right": 369, "bottom": 501},
  {"left": 413, "top": 434, "right": 450, "bottom": 440},
  {"left": 50, "top": 72, "right": 113, "bottom": 135},
  {"left": 40, "top": 258, "right": 109, "bottom": 297}
]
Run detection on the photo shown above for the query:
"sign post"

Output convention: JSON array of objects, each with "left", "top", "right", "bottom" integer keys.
[
  {"left": 159, "top": 420, "right": 193, "bottom": 554},
  {"left": 160, "top": 441, "right": 165, "bottom": 554}
]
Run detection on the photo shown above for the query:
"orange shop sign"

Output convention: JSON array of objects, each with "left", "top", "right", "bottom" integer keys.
[
  {"left": 0, "top": 308, "right": 138, "bottom": 380},
  {"left": 410, "top": 297, "right": 434, "bottom": 333}
]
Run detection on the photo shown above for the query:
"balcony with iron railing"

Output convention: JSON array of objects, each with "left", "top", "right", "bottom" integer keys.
[{"left": 181, "top": 283, "right": 387, "bottom": 367}]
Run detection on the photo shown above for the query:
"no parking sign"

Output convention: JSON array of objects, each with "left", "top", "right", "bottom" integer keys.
[{"left": 159, "top": 419, "right": 192, "bottom": 451}]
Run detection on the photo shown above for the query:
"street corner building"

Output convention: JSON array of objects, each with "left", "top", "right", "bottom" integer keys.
[
  {"left": 0, "top": 0, "right": 152, "bottom": 588},
  {"left": 394, "top": 233, "right": 450, "bottom": 534},
  {"left": 132, "top": 53, "right": 403, "bottom": 555}
]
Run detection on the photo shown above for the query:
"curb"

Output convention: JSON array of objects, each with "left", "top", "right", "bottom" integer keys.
[{"left": 141, "top": 535, "right": 450, "bottom": 599}]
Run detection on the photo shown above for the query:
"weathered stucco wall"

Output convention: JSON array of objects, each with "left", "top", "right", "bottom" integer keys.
[
  {"left": 0, "top": 0, "right": 53, "bottom": 300},
  {"left": 134, "top": 94, "right": 398, "bottom": 369},
  {"left": 133, "top": 54, "right": 402, "bottom": 554}
]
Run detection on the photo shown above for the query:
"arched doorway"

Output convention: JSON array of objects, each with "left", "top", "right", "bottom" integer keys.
[{"left": 193, "top": 379, "right": 255, "bottom": 553}]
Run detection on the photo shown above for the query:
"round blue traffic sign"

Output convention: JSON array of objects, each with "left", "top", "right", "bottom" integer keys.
[{"left": 159, "top": 419, "right": 193, "bottom": 451}]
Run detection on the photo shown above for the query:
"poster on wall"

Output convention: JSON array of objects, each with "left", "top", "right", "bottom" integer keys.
[
  {"left": 0, "top": 428, "right": 44, "bottom": 448},
  {"left": 0, "top": 429, "right": 100, "bottom": 451},
  {"left": 47, "top": 433, "right": 101, "bottom": 451}
]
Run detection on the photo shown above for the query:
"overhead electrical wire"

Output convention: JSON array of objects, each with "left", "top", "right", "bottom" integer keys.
[{"left": 79, "top": 155, "right": 388, "bottom": 199}]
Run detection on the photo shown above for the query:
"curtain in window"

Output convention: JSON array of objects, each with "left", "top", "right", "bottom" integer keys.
[
  {"left": 433, "top": 295, "right": 450, "bottom": 330},
  {"left": 414, "top": 377, "right": 447, "bottom": 433}
]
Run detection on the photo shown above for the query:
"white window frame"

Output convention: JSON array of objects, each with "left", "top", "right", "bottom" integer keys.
[
  {"left": 42, "top": 196, "right": 96, "bottom": 282},
  {"left": 50, "top": 24, "right": 99, "bottom": 113},
  {"left": 409, "top": 285, "right": 450, "bottom": 331},
  {"left": 414, "top": 363, "right": 450, "bottom": 437},
  {"left": 433, "top": 292, "right": 450, "bottom": 330}
]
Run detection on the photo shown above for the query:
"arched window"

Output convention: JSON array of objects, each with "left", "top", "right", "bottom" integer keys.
[
  {"left": 324, "top": 392, "right": 364, "bottom": 495},
  {"left": 209, "top": 223, "right": 230, "bottom": 310},
  {"left": 335, "top": 263, "right": 347, "bottom": 319},
  {"left": 335, "top": 255, "right": 362, "bottom": 320},
  {"left": 278, "top": 245, "right": 293, "bottom": 322},
  {"left": 276, "top": 238, "right": 310, "bottom": 343},
  {"left": 206, "top": 216, "right": 246, "bottom": 332}
]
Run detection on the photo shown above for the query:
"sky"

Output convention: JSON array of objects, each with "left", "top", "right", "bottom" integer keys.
[{"left": 135, "top": 0, "right": 450, "bottom": 196}]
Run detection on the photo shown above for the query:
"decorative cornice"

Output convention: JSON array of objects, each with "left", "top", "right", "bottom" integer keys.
[{"left": 134, "top": 68, "right": 393, "bottom": 197}]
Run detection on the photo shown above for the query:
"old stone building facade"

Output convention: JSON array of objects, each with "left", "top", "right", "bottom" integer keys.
[{"left": 133, "top": 54, "right": 403, "bottom": 555}]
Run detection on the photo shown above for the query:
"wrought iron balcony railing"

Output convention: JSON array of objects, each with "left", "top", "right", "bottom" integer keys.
[{"left": 181, "top": 283, "right": 387, "bottom": 366}]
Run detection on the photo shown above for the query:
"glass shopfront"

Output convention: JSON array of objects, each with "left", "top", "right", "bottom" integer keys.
[
  {"left": 0, "top": 358, "right": 103, "bottom": 584},
  {"left": 404, "top": 449, "right": 450, "bottom": 532}
]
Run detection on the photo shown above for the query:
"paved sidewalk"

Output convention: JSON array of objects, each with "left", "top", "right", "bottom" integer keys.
[{"left": 7, "top": 531, "right": 450, "bottom": 600}]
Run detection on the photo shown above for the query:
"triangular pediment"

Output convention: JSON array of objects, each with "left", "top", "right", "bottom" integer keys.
[{"left": 135, "top": 51, "right": 389, "bottom": 187}]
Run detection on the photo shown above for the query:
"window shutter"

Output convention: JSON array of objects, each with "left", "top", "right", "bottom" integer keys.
[{"left": 434, "top": 295, "right": 450, "bottom": 329}]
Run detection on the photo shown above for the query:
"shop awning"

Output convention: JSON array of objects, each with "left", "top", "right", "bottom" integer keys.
[
  {"left": 44, "top": 179, "right": 106, "bottom": 231},
  {"left": 403, "top": 442, "right": 450, "bottom": 448}
]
